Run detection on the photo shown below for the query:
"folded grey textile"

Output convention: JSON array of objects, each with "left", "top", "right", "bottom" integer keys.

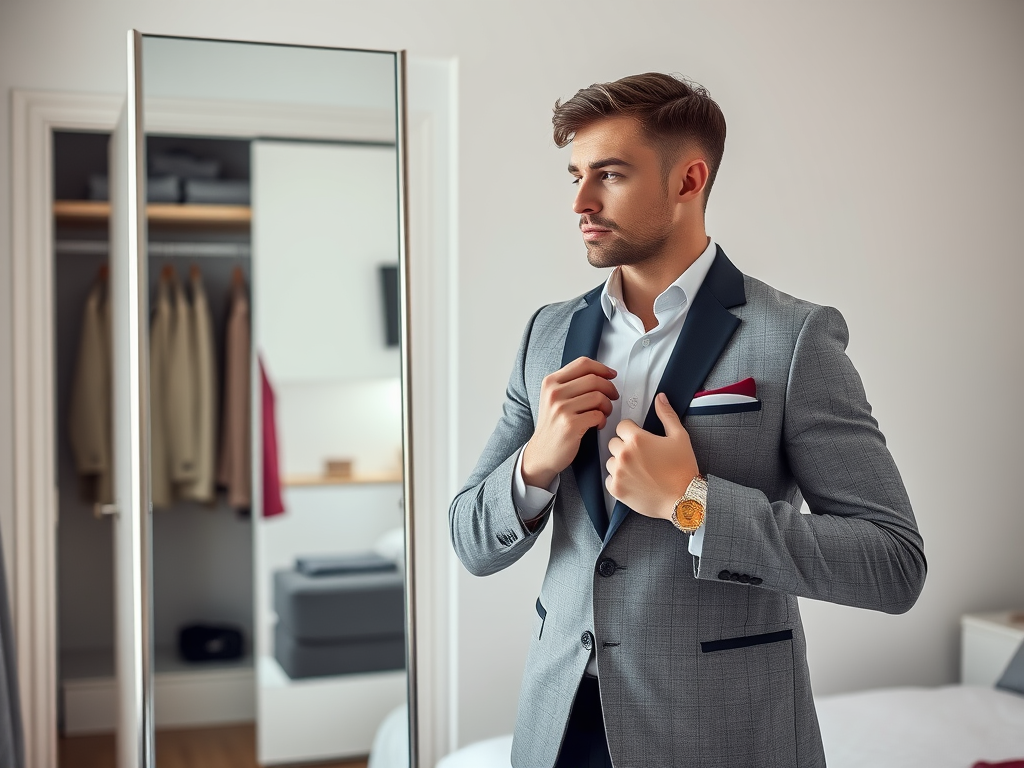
[
  {"left": 150, "top": 150, "right": 221, "bottom": 179},
  {"left": 86, "top": 174, "right": 180, "bottom": 203},
  {"left": 147, "top": 175, "right": 181, "bottom": 203},
  {"left": 184, "top": 179, "right": 250, "bottom": 205},
  {"left": 997, "top": 639, "right": 1024, "bottom": 696},
  {"left": 274, "top": 568, "right": 405, "bottom": 641},
  {"left": 296, "top": 552, "right": 396, "bottom": 576},
  {"left": 274, "top": 622, "right": 405, "bottom": 679},
  {"left": 87, "top": 174, "right": 109, "bottom": 201}
]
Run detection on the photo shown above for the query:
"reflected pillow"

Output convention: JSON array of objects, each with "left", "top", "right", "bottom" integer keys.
[
  {"left": 996, "top": 639, "right": 1024, "bottom": 696},
  {"left": 295, "top": 552, "right": 396, "bottom": 577},
  {"left": 374, "top": 527, "right": 406, "bottom": 573}
]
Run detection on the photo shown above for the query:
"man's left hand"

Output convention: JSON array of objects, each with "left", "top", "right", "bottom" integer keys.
[{"left": 605, "top": 392, "right": 699, "bottom": 521}]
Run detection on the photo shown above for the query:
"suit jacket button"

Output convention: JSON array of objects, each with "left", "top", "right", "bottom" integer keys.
[
  {"left": 729, "top": 573, "right": 740, "bottom": 582},
  {"left": 597, "top": 558, "right": 617, "bottom": 577},
  {"left": 739, "top": 574, "right": 751, "bottom": 584},
  {"left": 581, "top": 631, "right": 594, "bottom": 651},
  {"left": 749, "top": 577, "right": 763, "bottom": 586},
  {"left": 718, "top": 570, "right": 732, "bottom": 581}
]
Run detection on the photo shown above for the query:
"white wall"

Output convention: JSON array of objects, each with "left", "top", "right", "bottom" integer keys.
[{"left": 2, "top": 0, "right": 1023, "bottom": 760}]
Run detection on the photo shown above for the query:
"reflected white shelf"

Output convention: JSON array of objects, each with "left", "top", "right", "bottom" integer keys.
[
  {"left": 256, "top": 654, "right": 405, "bottom": 764},
  {"left": 283, "top": 471, "right": 403, "bottom": 488},
  {"left": 60, "top": 646, "right": 255, "bottom": 735}
]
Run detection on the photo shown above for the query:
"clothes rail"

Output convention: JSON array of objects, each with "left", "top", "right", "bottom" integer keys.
[{"left": 55, "top": 239, "right": 251, "bottom": 258}]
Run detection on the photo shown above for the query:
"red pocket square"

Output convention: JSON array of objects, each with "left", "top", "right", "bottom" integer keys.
[{"left": 694, "top": 377, "right": 757, "bottom": 400}]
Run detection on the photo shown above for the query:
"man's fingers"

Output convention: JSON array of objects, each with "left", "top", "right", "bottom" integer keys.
[
  {"left": 557, "top": 373, "right": 619, "bottom": 403},
  {"left": 560, "top": 391, "right": 613, "bottom": 419},
  {"left": 548, "top": 356, "right": 616, "bottom": 384},
  {"left": 654, "top": 392, "right": 684, "bottom": 436},
  {"left": 615, "top": 419, "right": 641, "bottom": 439}
]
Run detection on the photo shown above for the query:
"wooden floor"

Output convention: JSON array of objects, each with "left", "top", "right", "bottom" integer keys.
[{"left": 59, "top": 723, "right": 369, "bottom": 768}]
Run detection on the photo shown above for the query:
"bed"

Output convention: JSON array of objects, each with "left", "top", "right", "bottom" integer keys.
[{"left": 423, "top": 685, "right": 1024, "bottom": 768}]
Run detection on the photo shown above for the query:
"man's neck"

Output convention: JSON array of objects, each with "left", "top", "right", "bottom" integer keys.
[{"left": 619, "top": 234, "right": 710, "bottom": 331}]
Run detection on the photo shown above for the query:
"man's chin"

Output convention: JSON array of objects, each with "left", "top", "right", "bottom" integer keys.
[{"left": 585, "top": 245, "right": 636, "bottom": 269}]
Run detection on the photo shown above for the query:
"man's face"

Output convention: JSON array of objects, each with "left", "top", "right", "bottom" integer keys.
[{"left": 568, "top": 115, "right": 675, "bottom": 269}]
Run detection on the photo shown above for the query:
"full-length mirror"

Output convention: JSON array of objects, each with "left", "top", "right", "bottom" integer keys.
[
  {"left": 140, "top": 35, "right": 409, "bottom": 766},
  {"left": 48, "top": 33, "right": 411, "bottom": 767}
]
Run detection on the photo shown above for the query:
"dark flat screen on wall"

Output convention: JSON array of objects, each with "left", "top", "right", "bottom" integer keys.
[{"left": 380, "top": 265, "right": 399, "bottom": 347}]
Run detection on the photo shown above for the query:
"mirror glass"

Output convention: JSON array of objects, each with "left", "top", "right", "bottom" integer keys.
[{"left": 140, "top": 35, "right": 408, "bottom": 766}]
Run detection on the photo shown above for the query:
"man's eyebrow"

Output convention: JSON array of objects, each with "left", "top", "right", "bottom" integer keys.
[{"left": 567, "top": 157, "right": 635, "bottom": 173}]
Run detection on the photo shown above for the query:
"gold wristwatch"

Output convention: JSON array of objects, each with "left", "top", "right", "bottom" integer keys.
[{"left": 670, "top": 474, "right": 708, "bottom": 533}]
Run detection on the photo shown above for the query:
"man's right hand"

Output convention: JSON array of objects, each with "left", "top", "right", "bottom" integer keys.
[{"left": 521, "top": 357, "right": 618, "bottom": 489}]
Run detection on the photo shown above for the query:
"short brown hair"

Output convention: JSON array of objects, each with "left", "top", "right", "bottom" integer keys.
[{"left": 552, "top": 73, "right": 726, "bottom": 209}]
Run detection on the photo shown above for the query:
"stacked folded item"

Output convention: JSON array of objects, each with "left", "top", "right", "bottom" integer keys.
[
  {"left": 150, "top": 149, "right": 221, "bottom": 179},
  {"left": 183, "top": 179, "right": 251, "bottom": 205},
  {"left": 87, "top": 173, "right": 181, "bottom": 203},
  {"left": 274, "top": 552, "right": 406, "bottom": 679}
]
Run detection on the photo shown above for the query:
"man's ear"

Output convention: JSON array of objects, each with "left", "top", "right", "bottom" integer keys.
[{"left": 675, "top": 157, "right": 709, "bottom": 202}]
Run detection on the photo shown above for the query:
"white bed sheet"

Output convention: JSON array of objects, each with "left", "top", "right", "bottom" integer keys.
[
  {"left": 431, "top": 685, "right": 1024, "bottom": 768},
  {"left": 817, "top": 685, "right": 1024, "bottom": 768}
]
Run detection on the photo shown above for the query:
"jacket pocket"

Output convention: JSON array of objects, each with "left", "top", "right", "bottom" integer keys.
[
  {"left": 535, "top": 597, "right": 547, "bottom": 639},
  {"left": 700, "top": 629, "right": 792, "bottom": 653}
]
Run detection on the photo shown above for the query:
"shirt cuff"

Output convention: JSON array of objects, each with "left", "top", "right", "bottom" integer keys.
[
  {"left": 512, "top": 442, "right": 559, "bottom": 523},
  {"left": 688, "top": 519, "right": 706, "bottom": 557}
]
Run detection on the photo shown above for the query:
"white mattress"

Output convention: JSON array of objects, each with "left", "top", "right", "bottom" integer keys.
[
  {"left": 431, "top": 685, "right": 1024, "bottom": 768},
  {"left": 817, "top": 685, "right": 1024, "bottom": 768}
]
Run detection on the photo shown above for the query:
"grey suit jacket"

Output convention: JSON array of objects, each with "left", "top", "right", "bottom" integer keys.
[{"left": 449, "top": 246, "right": 927, "bottom": 768}]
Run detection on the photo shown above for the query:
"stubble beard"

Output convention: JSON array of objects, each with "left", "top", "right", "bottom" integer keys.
[{"left": 583, "top": 218, "right": 673, "bottom": 269}]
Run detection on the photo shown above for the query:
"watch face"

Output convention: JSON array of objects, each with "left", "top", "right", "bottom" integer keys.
[{"left": 675, "top": 499, "right": 703, "bottom": 526}]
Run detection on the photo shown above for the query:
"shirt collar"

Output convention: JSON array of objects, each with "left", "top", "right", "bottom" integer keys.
[{"left": 600, "top": 238, "right": 718, "bottom": 321}]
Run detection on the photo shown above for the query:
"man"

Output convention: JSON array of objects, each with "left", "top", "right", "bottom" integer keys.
[{"left": 449, "top": 73, "right": 926, "bottom": 768}]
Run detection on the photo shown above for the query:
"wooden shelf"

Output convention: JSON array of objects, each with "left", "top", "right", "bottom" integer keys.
[
  {"left": 283, "top": 471, "right": 403, "bottom": 488},
  {"left": 54, "top": 200, "right": 251, "bottom": 226}
]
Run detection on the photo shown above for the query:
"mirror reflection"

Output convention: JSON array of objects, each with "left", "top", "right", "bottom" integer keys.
[
  {"left": 54, "top": 35, "right": 408, "bottom": 768},
  {"left": 143, "top": 36, "right": 407, "bottom": 767}
]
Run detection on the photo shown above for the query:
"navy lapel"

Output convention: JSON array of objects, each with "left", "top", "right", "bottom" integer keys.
[
  {"left": 561, "top": 283, "right": 609, "bottom": 540},
  {"left": 603, "top": 245, "right": 747, "bottom": 546}
]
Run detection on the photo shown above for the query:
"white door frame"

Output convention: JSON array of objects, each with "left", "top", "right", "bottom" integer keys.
[{"left": 10, "top": 84, "right": 452, "bottom": 767}]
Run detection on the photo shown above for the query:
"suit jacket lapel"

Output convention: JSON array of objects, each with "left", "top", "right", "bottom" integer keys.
[
  {"left": 603, "top": 245, "right": 747, "bottom": 546},
  {"left": 561, "top": 284, "right": 609, "bottom": 540}
]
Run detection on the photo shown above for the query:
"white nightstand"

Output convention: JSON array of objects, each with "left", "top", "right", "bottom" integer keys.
[{"left": 960, "top": 610, "right": 1024, "bottom": 685}]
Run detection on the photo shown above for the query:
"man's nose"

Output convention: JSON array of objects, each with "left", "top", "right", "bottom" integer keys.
[{"left": 573, "top": 180, "right": 601, "bottom": 215}]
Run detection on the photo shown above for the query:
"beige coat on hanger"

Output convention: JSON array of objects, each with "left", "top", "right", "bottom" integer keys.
[
  {"left": 165, "top": 273, "right": 198, "bottom": 487},
  {"left": 179, "top": 269, "right": 217, "bottom": 503},
  {"left": 217, "top": 276, "right": 251, "bottom": 509},
  {"left": 150, "top": 273, "right": 174, "bottom": 508},
  {"left": 68, "top": 277, "right": 113, "bottom": 505}
]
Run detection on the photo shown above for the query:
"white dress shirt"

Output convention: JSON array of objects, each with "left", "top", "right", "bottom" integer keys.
[{"left": 512, "top": 238, "right": 718, "bottom": 675}]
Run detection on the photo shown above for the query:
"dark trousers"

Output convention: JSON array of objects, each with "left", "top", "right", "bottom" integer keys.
[{"left": 554, "top": 675, "right": 612, "bottom": 768}]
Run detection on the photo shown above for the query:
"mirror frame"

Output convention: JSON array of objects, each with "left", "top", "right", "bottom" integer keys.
[{"left": 128, "top": 32, "right": 417, "bottom": 768}]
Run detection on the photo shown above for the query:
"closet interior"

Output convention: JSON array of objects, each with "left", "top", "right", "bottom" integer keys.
[
  {"left": 54, "top": 130, "right": 257, "bottom": 736},
  {"left": 53, "top": 122, "right": 409, "bottom": 765}
]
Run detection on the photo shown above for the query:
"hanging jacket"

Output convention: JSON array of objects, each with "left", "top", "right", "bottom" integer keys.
[
  {"left": 260, "top": 358, "right": 285, "bottom": 518},
  {"left": 165, "top": 271, "right": 198, "bottom": 487},
  {"left": 150, "top": 271, "right": 174, "bottom": 509},
  {"left": 179, "top": 268, "right": 217, "bottom": 503},
  {"left": 217, "top": 274, "right": 252, "bottom": 509},
  {"left": 68, "top": 276, "right": 113, "bottom": 505}
]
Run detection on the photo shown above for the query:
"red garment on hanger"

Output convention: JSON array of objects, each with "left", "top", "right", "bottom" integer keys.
[{"left": 260, "top": 358, "right": 285, "bottom": 518}]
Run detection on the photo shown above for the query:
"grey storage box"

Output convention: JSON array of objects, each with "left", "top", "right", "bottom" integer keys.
[{"left": 273, "top": 561, "right": 405, "bottom": 679}]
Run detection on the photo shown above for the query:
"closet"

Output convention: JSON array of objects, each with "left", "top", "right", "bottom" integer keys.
[
  {"left": 55, "top": 130, "right": 258, "bottom": 734},
  {"left": 53, "top": 123, "right": 408, "bottom": 764}
]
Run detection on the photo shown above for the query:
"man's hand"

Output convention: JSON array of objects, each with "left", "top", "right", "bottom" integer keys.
[
  {"left": 605, "top": 392, "right": 699, "bottom": 520},
  {"left": 521, "top": 357, "right": 618, "bottom": 488}
]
